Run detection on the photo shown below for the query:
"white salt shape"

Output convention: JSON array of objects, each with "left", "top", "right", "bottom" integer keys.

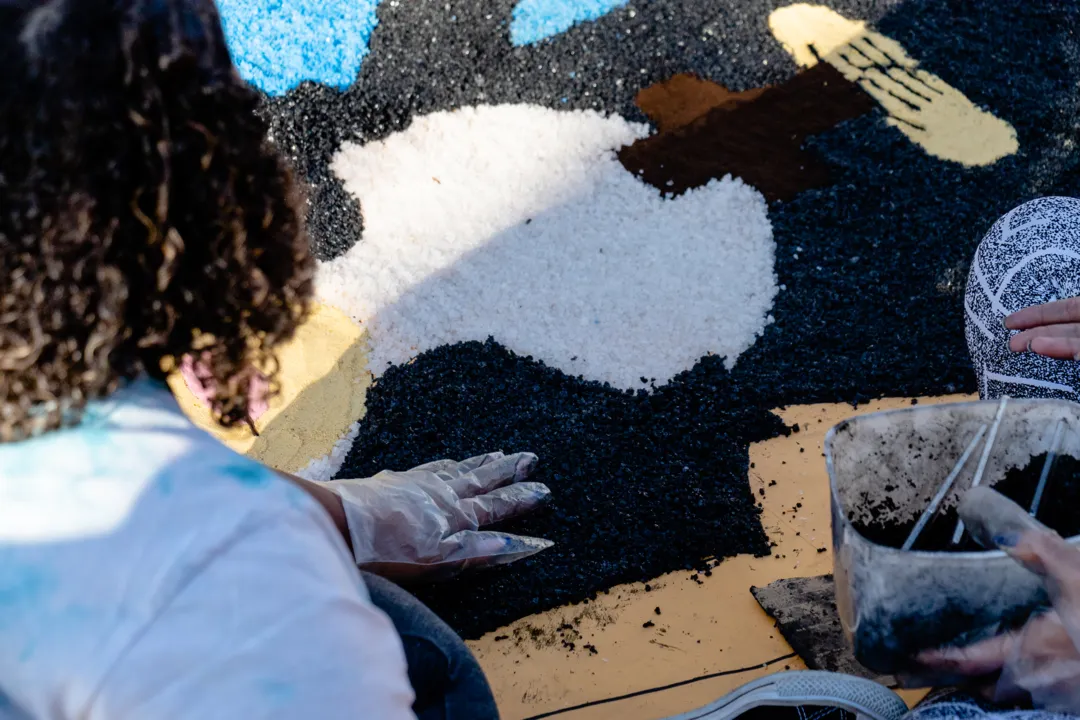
[{"left": 322, "top": 104, "right": 777, "bottom": 388}]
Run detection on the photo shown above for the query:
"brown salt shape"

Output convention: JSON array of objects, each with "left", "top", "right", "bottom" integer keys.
[
  {"left": 634, "top": 73, "right": 766, "bottom": 133},
  {"left": 619, "top": 63, "right": 874, "bottom": 202}
]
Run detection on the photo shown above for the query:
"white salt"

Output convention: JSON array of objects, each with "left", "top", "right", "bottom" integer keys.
[{"left": 320, "top": 104, "right": 777, "bottom": 388}]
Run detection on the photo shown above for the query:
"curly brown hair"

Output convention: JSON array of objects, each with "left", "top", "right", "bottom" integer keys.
[{"left": 0, "top": 0, "right": 314, "bottom": 441}]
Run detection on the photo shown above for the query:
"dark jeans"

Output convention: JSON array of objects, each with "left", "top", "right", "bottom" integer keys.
[{"left": 361, "top": 572, "right": 500, "bottom": 720}]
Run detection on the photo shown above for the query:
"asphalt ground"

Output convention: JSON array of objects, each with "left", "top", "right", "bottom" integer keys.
[{"left": 248, "top": 0, "right": 1080, "bottom": 636}]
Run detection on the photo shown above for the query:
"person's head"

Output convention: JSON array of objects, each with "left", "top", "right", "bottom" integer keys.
[{"left": 0, "top": 0, "right": 313, "bottom": 441}]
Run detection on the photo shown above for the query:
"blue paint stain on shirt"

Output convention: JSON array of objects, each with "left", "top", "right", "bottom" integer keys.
[
  {"left": 216, "top": 0, "right": 382, "bottom": 96},
  {"left": 258, "top": 679, "right": 296, "bottom": 703},
  {"left": 0, "top": 566, "right": 53, "bottom": 609},
  {"left": 0, "top": 565, "right": 55, "bottom": 635},
  {"left": 156, "top": 471, "right": 174, "bottom": 497},
  {"left": 224, "top": 462, "right": 273, "bottom": 488},
  {"left": 510, "top": 0, "right": 629, "bottom": 46}
]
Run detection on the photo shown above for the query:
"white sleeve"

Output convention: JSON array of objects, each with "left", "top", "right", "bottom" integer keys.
[{"left": 87, "top": 509, "right": 417, "bottom": 720}]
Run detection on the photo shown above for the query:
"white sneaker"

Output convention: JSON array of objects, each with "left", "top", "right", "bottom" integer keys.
[{"left": 665, "top": 671, "right": 908, "bottom": 720}]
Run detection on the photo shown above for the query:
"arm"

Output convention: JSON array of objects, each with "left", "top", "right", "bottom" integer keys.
[
  {"left": 271, "top": 454, "right": 553, "bottom": 584},
  {"left": 275, "top": 470, "right": 352, "bottom": 552}
]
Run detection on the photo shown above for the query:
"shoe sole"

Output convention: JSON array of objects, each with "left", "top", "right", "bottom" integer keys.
[{"left": 664, "top": 670, "right": 909, "bottom": 720}]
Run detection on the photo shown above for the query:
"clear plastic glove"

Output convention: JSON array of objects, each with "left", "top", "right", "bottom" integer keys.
[
  {"left": 326, "top": 452, "right": 553, "bottom": 582},
  {"left": 918, "top": 530, "right": 1080, "bottom": 712}
]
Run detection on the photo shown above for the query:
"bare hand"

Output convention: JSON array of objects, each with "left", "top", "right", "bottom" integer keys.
[{"left": 1006, "top": 297, "right": 1080, "bottom": 360}]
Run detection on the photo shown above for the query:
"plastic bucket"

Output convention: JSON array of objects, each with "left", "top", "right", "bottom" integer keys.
[{"left": 825, "top": 398, "right": 1080, "bottom": 674}]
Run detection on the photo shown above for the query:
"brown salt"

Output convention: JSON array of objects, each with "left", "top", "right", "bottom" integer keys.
[{"left": 619, "top": 63, "right": 874, "bottom": 202}]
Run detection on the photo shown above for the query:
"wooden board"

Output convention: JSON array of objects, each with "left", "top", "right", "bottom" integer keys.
[{"left": 469, "top": 397, "right": 971, "bottom": 719}]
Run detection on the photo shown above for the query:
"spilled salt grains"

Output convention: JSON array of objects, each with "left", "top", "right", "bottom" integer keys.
[{"left": 341, "top": 339, "right": 779, "bottom": 638}]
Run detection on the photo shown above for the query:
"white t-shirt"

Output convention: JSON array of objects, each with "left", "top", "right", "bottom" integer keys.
[{"left": 0, "top": 379, "right": 416, "bottom": 719}]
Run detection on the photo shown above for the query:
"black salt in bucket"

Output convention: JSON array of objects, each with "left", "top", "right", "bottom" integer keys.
[{"left": 825, "top": 398, "right": 1080, "bottom": 674}]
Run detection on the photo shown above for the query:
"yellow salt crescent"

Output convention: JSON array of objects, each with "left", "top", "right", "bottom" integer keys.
[{"left": 769, "top": 3, "right": 1018, "bottom": 167}]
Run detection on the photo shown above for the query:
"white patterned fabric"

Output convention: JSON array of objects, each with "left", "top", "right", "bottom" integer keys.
[
  {"left": 906, "top": 702, "right": 1076, "bottom": 720},
  {"left": 966, "top": 197, "right": 1080, "bottom": 400}
]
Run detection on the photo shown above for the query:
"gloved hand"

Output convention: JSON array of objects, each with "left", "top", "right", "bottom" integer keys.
[
  {"left": 918, "top": 530, "right": 1080, "bottom": 712},
  {"left": 326, "top": 452, "right": 553, "bottom": 582}
]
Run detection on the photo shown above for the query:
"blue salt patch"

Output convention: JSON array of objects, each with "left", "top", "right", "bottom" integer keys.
[
  {"left": 510, "top": 0, "right": 628, "bottom": 46},
  {"left": 216, "top": 0, "right": 382, "bottom": 95}
]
